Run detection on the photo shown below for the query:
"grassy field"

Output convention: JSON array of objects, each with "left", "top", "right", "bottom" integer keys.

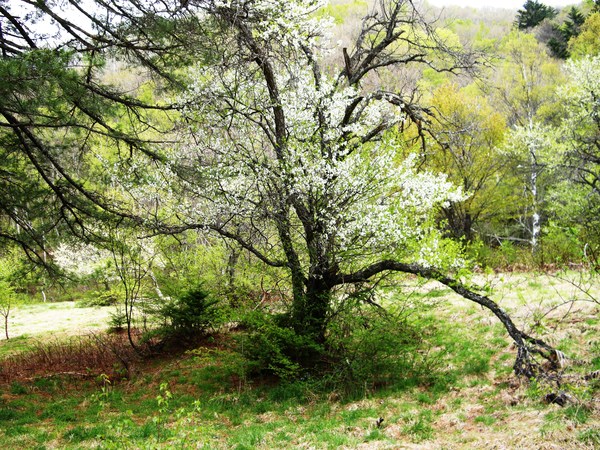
[
  {"left": 0, "top": 302, "right": 113, "bottom": 358},
  {"left": 0, "top": 272, "right": 599, "bottom": 449}
]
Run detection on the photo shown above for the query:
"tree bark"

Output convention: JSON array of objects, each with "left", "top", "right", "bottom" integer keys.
[
  {"left": 291, "top": 276, "right": 330, "bottom": 342},
  {"left": 4, "top": 312, "right": 9, "bottom": 340}
]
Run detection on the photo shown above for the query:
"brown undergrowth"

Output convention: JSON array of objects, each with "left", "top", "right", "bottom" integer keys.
[
  {"left": 0, "top": 329, "right": 234, "bottom": 387},
  {"left": 0, "top": 332, "right": 143, "bottom": 383}
]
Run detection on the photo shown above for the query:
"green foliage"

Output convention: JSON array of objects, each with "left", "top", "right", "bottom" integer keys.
[
  {"left": 108, "top": 308, "right": 127, "bottom": 332},
  {"left": 427, "top": 82, "right": 507, "bottom": 241},
  {"left": 0, "top": 254, "right": 24, "bottom": 339},
  {"left": 237, "top": 312, "right": 324, "bottom": 380},
  {"left": 319, "top": 0, "right": 367, "bottom": 24},
  {"left": 402, "top": 409, "right": 434, "bottom": 441},
  {"left": 578, "top": 427, "right": 600, "bottom": 446},
  {"left": 497, "top": 30, "right": 562, "bottom": 126},
  {"left": 63, "top": 425, "right": 107, "bottom": 443},
  {"left": 515, "top": 0, "right": 558, "bottom": 29},
  {"left": 156, "top": 284, "right": 223, "bottom": 339},
  {"left": 473, "top": 240, "right": 535, "bottom": 270},
  {"left": 153, "top": 236, "right": 279, "bottom": 309},
  {"left": 564, "top": 404, "right": 592, "bottom": 424},
  {"left": 569, "top": 12, "right": 600, "bottom": 58},
  {"left": 78, "top": 289, "right": 121, "bottom": 308},
  {"left": 540, "top": 222, "right": 584, "bottom": 265},
  {"left": 547, "top": 6, "right": 587, "bottom": 58},
  {"left": 474, "top": 414, "right": 497, "bottom": 426},
  {"left": 326, "top": 302, "right": 437, "bottom": 392}
]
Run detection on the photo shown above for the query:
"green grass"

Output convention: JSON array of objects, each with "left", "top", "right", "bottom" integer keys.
[
  {"left": 0, "top": 273, "right": 599, "bottom": 448},
  {"left": 474, "top": 414, "right": 497, "bottom": 426},
  {"left": 0, "top": 335, "right": 32, "bottom": 357}
]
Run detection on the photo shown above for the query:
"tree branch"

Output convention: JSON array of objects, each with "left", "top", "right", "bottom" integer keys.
[{"left": 335, "top": 259, "right": 555, "bottom": 378}]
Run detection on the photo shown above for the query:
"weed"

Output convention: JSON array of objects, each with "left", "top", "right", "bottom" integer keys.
[
  {"left": 403, "top": 409, "right": 434, "bottom": 441},
  {"left": 40, "top": 400, "right": 77, "bottom": 423},
  {"left": 578, "top": 427, "right": 600, "bottom": 446},
  {"left": 474, "top": 414, "right": 497, "bottom": 426},
  {"left": 416, "top": 392, "right": 436, "bottom": 404},
  {"left": 153, "top": 382, "right": 173, "bottom": 442},
  {"left": 564, "top": 404, "right": 591, "bottom": 424},
  {"left": 364, "top": 428, "right": 383, "bottom": 441},
  {"left": 463, "top": 353, "right": 491, "bottom": 376},
  {"left": 4, "top": 424, "right": 27, "bottom": 437},
  {"left": 0, "top": 406, "right": 18, "bottom": 421},
  {"left": 9, "top": 381, "right": 27, "bottom": 395},
  {"left": 63, "top": 424, "right": 107, "bottom": 443},
  {"left": 92, "top": 373, "right": 113, "bottom": 409},
  {"left": 229, "top": 425, "right": 265, "bottom": 449}
]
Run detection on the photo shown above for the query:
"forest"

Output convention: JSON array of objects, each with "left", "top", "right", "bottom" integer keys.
[{"left": 0, "top": 0, "right": 599, "bottom": 448}]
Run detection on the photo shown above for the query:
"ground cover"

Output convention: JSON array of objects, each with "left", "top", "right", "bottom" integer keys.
[{"left": 0, "top": 273, "right": 598, "bottom": 449}]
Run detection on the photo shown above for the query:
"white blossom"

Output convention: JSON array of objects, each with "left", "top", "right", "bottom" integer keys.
[{"left": 53, "top": 243, "right": 112, "bottom": 276}]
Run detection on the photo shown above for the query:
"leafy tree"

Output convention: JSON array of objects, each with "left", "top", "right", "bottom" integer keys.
[
  {"left": 494, "top": 30, "right": 561, "bottom": 128},
  {"left": 563, "top": 6, "right": 586, "bottom": 38},
  {"left": 568, "top": 12, "right": 600, "bottom": 58},
  {"left": 489, "top": 31, "right": 563, "bottom": 253},
  {"left": 156, "top": 0, "right": 472, "bottom": 348},
  {"left": 0, "top": 2, "right": 179, "bottom": 263},
  {"left": 0, "top": 254, "right": 19, "bottom": 339},
  {"left": 515, "top": 0, "right": 558, "bottom": 30},
  {"left": 0, "top": 278, "right": 14, "bottom": 340},
  {"left": 501, "top": 123, "right": 563, "bottom": 252},
  {"left": 156, "top": 0, "right": 557, "bottom": 374},
  {"left": 547, "top": 6, "right": 586, "bottom": 59},
  {"left": 428, "top": 83, "right": 508, "bottom": 242}
]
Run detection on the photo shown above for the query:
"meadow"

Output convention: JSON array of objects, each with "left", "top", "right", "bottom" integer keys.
[{"left": 0, "top": 272, "right": 599, "bottom": 449}]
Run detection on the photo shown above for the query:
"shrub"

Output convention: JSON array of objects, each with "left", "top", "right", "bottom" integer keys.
[
  {"left": 539, "top": 222, "right": 584, "bottom": 266},
  {"left": 108, "top": 308, "right": 127, "bottom": 332},
  {"left": 236, "top": 311, "right": 324, "bottom": 380},
  {"left": 325, "top": 301, "right": 441, "bottom": 393},
  {"left": 157, "top": 284, "right": 222, "bottom": 339},
  {"left": 237, "top": 298, "right": 441, "bottom": 391},
  {"left": 78, "top": 290, "right": 121, "bottom": 308}
]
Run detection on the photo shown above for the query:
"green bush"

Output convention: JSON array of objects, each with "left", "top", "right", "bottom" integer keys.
[
  {"left": 237, "top": 312, "right": 324, "bottom": 380},
  {"left": 157, "top": 284, "right": 222, "bottom": 338},
  {"left": 236, "top": 297, "right": 442, "bottom": 391},
  {"left": 326, "top": 303, "right": 437, "bottom": 392},
  {"left": 78, "top": 290, "right": 121, "bottom": 307},
  {"left": 539, "top": 222, "right": 584, "bottom": 265},
  {"left": 467, "top": 238, "right": 535, "bottom": 270},
  {"left": 108, "top": 308, "right": 127, "bottom": 332}
]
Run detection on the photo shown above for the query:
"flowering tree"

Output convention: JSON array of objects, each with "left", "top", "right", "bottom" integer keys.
[
  {"left": 0, "top": 0, "right": 557, "bottom": 376},
  {"left": 148, "top": 0, "right": 470, "bottom": 334},
  {"left": 555, "top": 55, "right": 600, "bottom": 256},
  {"left": 560, "top": 56, "right": 600, "bottom": 200},
  {"left": 130, "top": 0, "right": 554, "bottom": 374}
]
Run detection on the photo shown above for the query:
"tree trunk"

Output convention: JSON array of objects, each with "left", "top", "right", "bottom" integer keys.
[
  {"left": 438, "top": 276, "right": 546, "bottom": 378},
  {"left": 226, "top": 246, "right": 239, "bottom": 307},
  {"left": 291, "top": 277, "right": 330, "bottom": 343}
]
